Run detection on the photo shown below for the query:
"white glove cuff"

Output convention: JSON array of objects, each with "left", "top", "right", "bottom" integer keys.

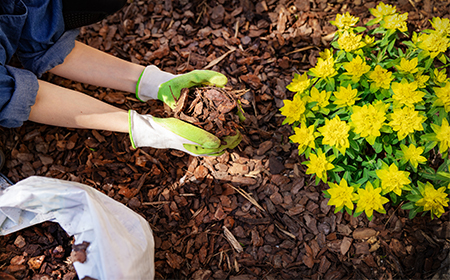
[
  {"left": 129, "top": 110, "right": 157, "bottom": 148},
  {"left": 136, "top": 65, "right": 178, "bottom": 102},
  {"left": 128, "top": 110, "right": 196, "bottom": 153}
]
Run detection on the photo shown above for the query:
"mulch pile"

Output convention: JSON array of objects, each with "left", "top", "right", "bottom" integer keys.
[
  {"left": 1, "top": 0, "right": 450, "bottom": 279},
  {"left": 170, "top": 86, "right": 243, "bottom": 139}
]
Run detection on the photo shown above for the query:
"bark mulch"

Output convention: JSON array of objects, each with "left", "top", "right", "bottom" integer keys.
[{"left": 1, "top": 0, "right": 450, "bottom": 279}]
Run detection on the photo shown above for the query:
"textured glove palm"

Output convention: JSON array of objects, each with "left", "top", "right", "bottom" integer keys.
[
  {"left": 128, "top": 110, "right": 241, "bottom": 156},
  {"left": 136, "top": 65, "right": 228, "bottom": 108}
]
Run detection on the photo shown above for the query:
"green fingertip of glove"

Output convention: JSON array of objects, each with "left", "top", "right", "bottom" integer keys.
[
  {"left": 158, "top": 70, "right": 228, "bottom": 108},
  {"left": 153, "top": 117, "right": 221, "bottom": 149},
  {"left": 183, "top": 130, "right": 242, "bottom": 156}
]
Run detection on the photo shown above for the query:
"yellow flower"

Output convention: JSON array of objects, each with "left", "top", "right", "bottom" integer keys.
[
  {"left": 310, "top": 57, "right": 338, "bottom": 79},
  {"left": 355, "top": 181, "right": 389, "bottom": 219},
  {"left": 401, "top": 144, "right": 427, "bottom": 168},
  {"left": 382, "top": 13, "right": 408, "bottom": 32},
  {"left": 327, "top": 178, "right": 358, "bottom": 211},
  {"left": 370, "top": 2, "right": 397, "bottom": 20},
  {"left": 415, "top": 72, "right": 430, "bottom": 89},
  {"left": 307, "top": 87, "right": 331, "bottom": 111},
  {"left": 364, "top": 35, "right": 375, "bottom": 45},
  {"left": 388, "top": 107, "right": 426, "bottom": 140},
  {"left": 343, "top": 56, "right": 371, "bottom": 83},
  {"left": 431, "top": 118, "right": 450, "bottom": 154},
  {"left": 333, "top": 84, "right": 360, "bottom": 108},
  {"left": 417, "top": 32, "right": 450, "bottom": 58},
  {"left": 280, "top": 94, "right": 306, "bottom": 125},
  {"left": 434, "top": 82, "right": 450, "bottom": 112},
  {"left": 369, "top": 65, "right": 394, "bottom": 90},
  {"left": 305, "top": 149, "right": 334, "bottom": 183},
  {"left": 396, "top": 57, "right": 419, "bottom": 74},
  {"left": 431, "top": 17, "right": 450, "bottom": 36},
  {"left": 337, "top": 30, "right": 364, "bottom": 52},
  {"left": 391, "top": 79, "right": 425, "bottom": 107},
  {"left": 286, "top": 72, "right": 311, "bottom": 94},
  {"left": 373, "top": 99, "right": 390, "bottom": 113},
  {"left": 332, "top": 12, "right": 359, "bottom": 30},
  {"left": 416, "top": 182, "right": 449, "bottom": 218},
  {"left": 434, "top": 69, "right": 447, "bottom": 84},
  {"left": 290, "top": 124, "right": 316, "bottom": 154},
  {"left": 318, "top": 116, "right": 351, "bottom": 155},
  {"left": 350, "top": 103, "right": 386, "bottom": 144},
  {"left": 376, "top": 163, "right": 411, "bottom": 196},
  {"left": 319, "top": 49, "right": 334, "bottom": 60}
]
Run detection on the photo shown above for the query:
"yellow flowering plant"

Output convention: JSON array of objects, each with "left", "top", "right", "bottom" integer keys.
[{"left": 280, "top": 2, "right": 450, "bottom": 220}]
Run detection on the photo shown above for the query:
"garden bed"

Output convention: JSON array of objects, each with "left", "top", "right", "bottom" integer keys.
[{"left": 1, "top": 0, "right": 449, "bottom": 279}]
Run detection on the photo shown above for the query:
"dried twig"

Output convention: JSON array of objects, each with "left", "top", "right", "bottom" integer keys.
[
  {"left": 230, "top": 185, "right": 265, "bottom": 212},
  {"left": 223, "top": 226, "right": 243, "bottom": 253},
  {"left": 203, "top": 47, "right": 237, "bottom": 70}
]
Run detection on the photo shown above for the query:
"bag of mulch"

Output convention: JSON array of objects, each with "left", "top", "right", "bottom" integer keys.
[{"left": 0, "top": 176, "right": 155, "bottom": 280}]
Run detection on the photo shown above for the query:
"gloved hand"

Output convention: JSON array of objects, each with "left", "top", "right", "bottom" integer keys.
[
  {"left": 135, "top": 65, "right": 228, "bottom": 109},
  {"left": 128, "top": 110, "right": 242, "bottom": 156}
]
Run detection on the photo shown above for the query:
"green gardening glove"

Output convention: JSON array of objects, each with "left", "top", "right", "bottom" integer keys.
[
  {"left": 128, "top": 110, "right": 241, "bottom": 156},
  {"left": 135, "top": 65, "right": 228, "bottom": 109}
]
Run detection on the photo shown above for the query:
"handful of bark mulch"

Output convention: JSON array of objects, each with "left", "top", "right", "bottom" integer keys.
[{"left": 170, "top": 86, "right": 246, "bottom": 141}]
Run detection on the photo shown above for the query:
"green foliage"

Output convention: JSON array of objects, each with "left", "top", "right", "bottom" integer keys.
[{"left": 280, "top": 3, "right": 450, "bottom": 220}]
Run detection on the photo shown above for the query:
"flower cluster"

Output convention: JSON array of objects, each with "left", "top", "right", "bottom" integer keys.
[{"left": 280, "top": 2, "right": 450, "bottom": 220}]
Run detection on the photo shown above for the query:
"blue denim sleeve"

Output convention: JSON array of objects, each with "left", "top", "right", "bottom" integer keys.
[
  {"left": 0, "top": 0, "right": 79, "bottom": 128},
  {"left": 16, "top": 0, "right": 79, "bottom": 77},
  {"left": 0, "top": 66, "right": 39, "bottom": 128}
]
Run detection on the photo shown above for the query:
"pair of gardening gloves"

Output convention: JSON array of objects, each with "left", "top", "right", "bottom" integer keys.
[{"left": 129, "top": 66, "right": 242, "bottom": 156}]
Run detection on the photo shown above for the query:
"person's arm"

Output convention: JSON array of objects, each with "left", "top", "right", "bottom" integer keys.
[
  {"left": 49, "top": 41, "right": 144, "bottom": 93},
  {"left": 36, "top": 41, "right": 240, "bottom": 156},
  {"left": 29, "top": 80, "right": 129, "bottom": 132},
  {"left": 28, "top": 80, "right": 241, "bottom": 156}
]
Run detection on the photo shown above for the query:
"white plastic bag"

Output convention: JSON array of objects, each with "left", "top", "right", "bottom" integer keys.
[{"left": 0, "top": 176, "right": 155, "bottom": 280}]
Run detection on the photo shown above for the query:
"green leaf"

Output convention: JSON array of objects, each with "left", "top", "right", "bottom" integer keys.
[
  {"left": 331, "top": 41, "right": 340, "bottom": 49},
  {"left": 361, "top": 78, "right": 369, "bottom": 89},
  {"left": 424, "top": 141, "right": 437, "bottom": 153},
  {"left": 353, "top": 211, "right": 363, "bottom": 218},
  {"left": 387, "top": 38, "right": 397, "bottom": 55},
  {"left": 435, "top": 171, "right": 450, "bottom": 182},
  {"left": 373, "top": 141, "right": 383, "bottom": 154},
  {"left": 346, "top": 52, "right": 354, "bottom": 62},
  {"left": 315, "top": 175, "right": 321, "bottom": 185},
  {"left": 343, "top": 164, "right": 358, "bottom": 172},
  {"left": 345, "top": 206, "right": 353, "bottom": 216},
  {"left": 306, "top": 101, "right": 319, "bottom": 110},
  {"left": 380, "top": 125, "right": 393, "bottom": 133},
  {"left": 332, "top": 165, "right": 345, "bottom": 172},
  {"left": 366, "top": 18, "right": 378, "bottom": 26},
  {"left": 389, "top": 192, "right": 398, "bottom": 205},
  {"left": 401, "top": 202, "right": 415, "bottom": 210},
  {"left": 346, "top": 148, "right": 356, "bottom": 159},
  {"left": 408, "top": 208, "right": 419, "bottom": 219},
  {"left": 355, "top": 176, "right": 369, "bottom": 185},
  {"left": 424, "top": 57, "right": 434, "bottom": 70},
  {"left": 384, "top": 144, "right": 393, "bottom": 155},
  {"left": 349, "top": 139, "right": 360, "bottom": 152},
  {"left": 354, "top": 26, "right": 367, "bottom": 33},
  {"left": 326, "top": 78, "right": 336, "bottom": 91},
  {"left": 437, "top": 160, "right": 449, "bottom": 172},
  {"left": 437, "top": 53, "right": 447, "bottom": 64},
  {"left": 328, "top": 171, "right": 341, "bottom": 183}
]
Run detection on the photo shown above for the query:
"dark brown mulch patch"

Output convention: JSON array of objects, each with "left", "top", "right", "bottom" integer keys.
[
  {"left": 0, "top": 222, "right": 77, "bottom": 280},
  {"left": 1, "top": 0, "right": 450, "bottom": 279}
]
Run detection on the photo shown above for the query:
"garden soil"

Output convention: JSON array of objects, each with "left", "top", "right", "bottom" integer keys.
[{"left": 1, "top": 0, "right": 450, "bottom": 279}]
